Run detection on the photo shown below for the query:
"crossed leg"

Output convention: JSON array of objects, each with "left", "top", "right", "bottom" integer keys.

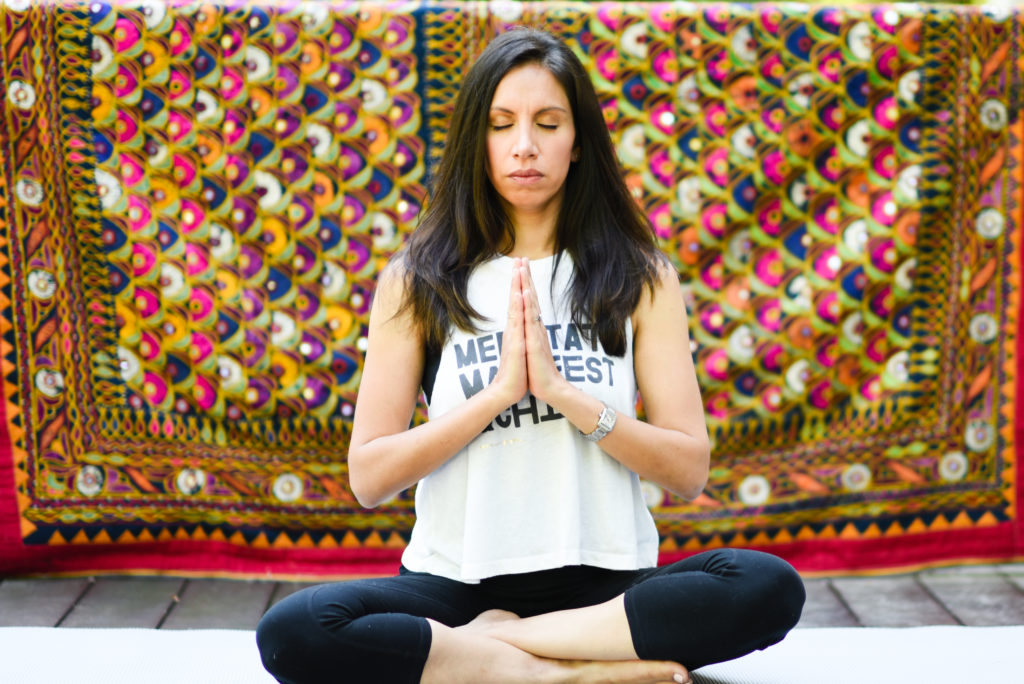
[
  {"left": 257, "top": 550, "right": 803, "bottom": 684},
  {"left": 421, "top": 549, "right": 806, "bottom": 684},
  {"left": 422, "top": 595, "right": 690, "bottom": 684}
]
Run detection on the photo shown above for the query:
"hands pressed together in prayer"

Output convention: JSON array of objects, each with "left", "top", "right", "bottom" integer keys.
[{"left": 492, "top": 258, "right": 568, "bottom": 408}]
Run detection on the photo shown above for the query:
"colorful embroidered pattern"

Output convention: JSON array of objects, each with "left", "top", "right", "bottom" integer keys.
[{"left": 0, "top": 2, "right": 1021, "bottom": 575}]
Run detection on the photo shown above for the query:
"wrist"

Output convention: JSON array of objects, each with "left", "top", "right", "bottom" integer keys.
[
  {"left": 481, "top": 380, "right": 525, "bottom": 414},
  {"left": 544, "top": 382, "right": 609, "bottom": 436},
  {"left": 535, "top": 375, "right": 575, "bottom": 412},
  {"left": 580, "top": 403, "right": 617, "bottom": 442}
]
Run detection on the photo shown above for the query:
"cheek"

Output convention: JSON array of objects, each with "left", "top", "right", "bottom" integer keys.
[
  {"left": 556, "top": 138, "right": 577, "bottom": 168},
  {"left": 558, "top": 128, "right": 577, "bottom": 164},
  {"left": 486, "top": 138, "right": 501, "bottom": 172}
]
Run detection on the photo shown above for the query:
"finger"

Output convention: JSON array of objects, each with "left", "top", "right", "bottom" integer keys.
[
  {"left": 507, "top": 260, "right": 524, "bottom": 326},
  {"left": 520, "top": 257, "right": 533, "bottom": 283},
  {"left": 521, "top": 270, "right": 544, "bottom": 322},
  {"left": 507, "top": 292, "right": 525, "bottom": 354},
  {"left": 518, "top": 265, "right": 541, "bottom": 325},
  {"left": 522, "top": 289, "right": 554, "bottom": 364},
  {"left": 520, "top": 258, "right": 539, "bottom": 301},
  {"left": 522, "top": 286, "right": 542, "bottom": 331},
  {"left": 504, "top": 265, "right": 527, "bottom": 368}
]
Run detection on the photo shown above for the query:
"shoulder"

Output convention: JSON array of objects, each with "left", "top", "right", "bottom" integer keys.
[
  {"left": 639, "top": 251, "right": 680, "bottom": 302},
  {"left": 370, "top": 254, "right": 416, "bottom": 325},
  {"left": 633, "top": 254, "right": 685, "bottom": 330},
  {"left": 649, "top": 251, "right": 678, "bottom": 286},
  {"left": 377, "top": 253, "right": 409, "bottom": 289}
]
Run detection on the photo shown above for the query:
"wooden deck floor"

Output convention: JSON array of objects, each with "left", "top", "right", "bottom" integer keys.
[{"left": 2, "top": 563, "right": 1024, "bottom": 630}]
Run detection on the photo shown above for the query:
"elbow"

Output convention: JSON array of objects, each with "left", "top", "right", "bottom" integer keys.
[
  {"left": 676, "top": 477, "right": 708, "bottom": 503},
  {"left": 351, "top": 487, "right": 381, "bottom": 510},
  {"left": 673, "top": 474, "right": 708, "bottom": 503},
  {"left": 672, "top": 437, "right": 711, "bottom": 502},
  {"left": 347, "top": 450, "right": 383, "bottom": 509},
  {"left": 347, "top": 477, "right": 375, "bottom": 509},
  {"left": 350, "top": 480, "right": 383, "bottom": 510}
]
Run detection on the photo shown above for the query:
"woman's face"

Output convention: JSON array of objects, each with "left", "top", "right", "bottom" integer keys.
[{"left": 486, "top": 63, "right": 578, "bottom": 226}]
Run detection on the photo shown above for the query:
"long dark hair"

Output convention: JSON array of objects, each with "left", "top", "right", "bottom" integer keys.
[{"left": 400, "top": 27, "right": 666, "bottom": 356}]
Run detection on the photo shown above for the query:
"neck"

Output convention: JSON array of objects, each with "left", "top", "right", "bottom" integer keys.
[
  {"left": 505, "top": 238, "right": 556, "bottom": 260},
  {"left": 504, "top": 211, "right": 559, "bottom": 260}
]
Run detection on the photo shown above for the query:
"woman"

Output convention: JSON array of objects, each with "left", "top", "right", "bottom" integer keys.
[{"left": 257, "top": 28, "right": 804, "bottom": 684}]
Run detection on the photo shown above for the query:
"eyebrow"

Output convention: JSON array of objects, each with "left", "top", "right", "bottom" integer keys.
[{"left": 489, "top": 106, "right": 569, "bottom": 115}]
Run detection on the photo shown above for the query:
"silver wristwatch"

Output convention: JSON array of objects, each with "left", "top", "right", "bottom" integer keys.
[{"left": 581, "top": 404, "right": 616, "bottom": 442}]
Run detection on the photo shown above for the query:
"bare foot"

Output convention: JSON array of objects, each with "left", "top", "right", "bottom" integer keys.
[
  {"left": 553, "top": 658, "right": 690, "bottom": 684},
  {"left": 457, "top": 611, "right": 692, "bottom": 683},
  {"left": 425, "top": 617, "right": 690, "bottom": 684}
]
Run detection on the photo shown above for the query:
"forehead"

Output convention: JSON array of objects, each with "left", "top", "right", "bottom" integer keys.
[{"left": 490, "top": 63, "right": 570, "bottom": 111}]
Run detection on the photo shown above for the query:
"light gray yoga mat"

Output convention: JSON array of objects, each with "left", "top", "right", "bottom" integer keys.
[
  {"left": 693, "top": 626, "right": 1022, "bottom": 684},
  {"left": 0, "top": 627, "right": 274, "bottom": 683},
  {"left": 1, "top": 625, "right": 1020, "bottom": 683}
]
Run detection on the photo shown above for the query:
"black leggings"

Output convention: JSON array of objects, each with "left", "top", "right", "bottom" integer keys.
[{"left": 256, "top": 548, "right": 804, "bottom": 684}]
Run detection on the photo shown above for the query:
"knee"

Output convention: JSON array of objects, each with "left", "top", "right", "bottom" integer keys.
[
  {"left": 778, "top": 560, "right": 806, "bottom": 627},
  {"left": 255, "top": 596, "right": 295, "bottom": 682},
  {"left": 741, "top": 550, "right": 806, "bottom": 634},
  {"left": 256, "top": 587, "right": 323, "bottom": 683}
]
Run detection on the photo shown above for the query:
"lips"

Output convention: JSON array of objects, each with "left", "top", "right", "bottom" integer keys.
[{"left": 509, "top": 169, "right": 542, "bottom": 178}]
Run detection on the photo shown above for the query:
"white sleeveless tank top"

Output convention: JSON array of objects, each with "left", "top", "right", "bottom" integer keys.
[{"left": 401, "top": 253, "right": 660, "bottom": 582}]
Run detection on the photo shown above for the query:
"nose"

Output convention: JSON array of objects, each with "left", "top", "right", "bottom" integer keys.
[{"left": 512, "top": 126, "right": 538, "bottom": 159}]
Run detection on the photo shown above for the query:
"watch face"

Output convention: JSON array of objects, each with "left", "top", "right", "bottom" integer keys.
[
  {"left": 595, "top": 406, "right": 616, "bottom": 435},
  {"left": 583, "top": 406, "right": 616, "bottom": 441},
  {"left": 600, "top": 406, "right": 616, "bottom": 429}
]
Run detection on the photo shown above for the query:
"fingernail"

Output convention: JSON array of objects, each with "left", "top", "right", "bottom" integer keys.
[{"left": 673, "top": 675, "right": 687, "bottom": 684}]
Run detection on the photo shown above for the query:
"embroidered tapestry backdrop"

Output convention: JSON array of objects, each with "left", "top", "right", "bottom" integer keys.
[{"left": 1, "top": 1, "right": 1022, "bottom": 577}]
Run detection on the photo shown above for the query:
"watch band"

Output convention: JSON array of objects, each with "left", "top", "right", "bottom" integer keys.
[{"left": 581, "top": 404, "right": 616, "bottom": 442}]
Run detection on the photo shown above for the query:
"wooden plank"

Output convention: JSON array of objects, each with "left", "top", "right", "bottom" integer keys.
[
  {"left": 795, "top": 579, "right": 859, "bottom": 628},
  {"left": 919, "top": 571, "right": 1024, "bottom": 626},
  {"left": 3, "top": 567, "right": 1016, "bottom": 633},
  {"left": 1002, "top": 572, "right": 1024, "bottom": 595},
  {"left": 829, "top": 575, "right": 958, "bottom": 627},
  {"left": 999, "top": 563, "right": 1024, "bottom": 590},
  {"left": 0, "top": 578, "right": 91, "bottom": 627},
  {"left": 60, "top": 577, "right": 185, "bottom": 629},
  {"left": 925, "top": 564, "right": 1012, "bottom": 576},
  {"left": 161, "top": 579, "right": 277, "bottom": 630}
]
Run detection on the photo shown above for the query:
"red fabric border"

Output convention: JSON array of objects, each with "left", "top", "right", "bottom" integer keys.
[
  {"left": 0, "top": 364, "right": 24, "bottom": 566},
  {"left": 2, "top": 523, "right": 1022, "bottom": 579},
  {"left": 1015, "top": 109, "right": 1024, "bottom": 563}
]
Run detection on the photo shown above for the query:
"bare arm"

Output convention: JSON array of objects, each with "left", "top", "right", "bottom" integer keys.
[
  {"left": 347, "top": 261, "right": 529, "bottom": 508},
  {"left": 522, "top": 260, "right": 710, "bottom": 500}
]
